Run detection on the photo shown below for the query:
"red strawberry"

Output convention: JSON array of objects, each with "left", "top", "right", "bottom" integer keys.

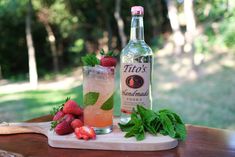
[
  {"left": 78, "top": 114, "right": 84, "bottom": 123},
  {"left": 82, "top": 135, "right": 90, "bottom": 140},
  {"left": 53, "top": 110, "right": 65, "bottom": 121},
  {"left": 63, "top": 100, "right": 83, "bottom": 116},
  {"left": 71, "top": 119, "right": 83, "bottom": 130},
  {"left": 75, "top": 126, "right": 96, "bottom": 140},
  {"left": 64, "top": 114, "right": 75, "bottom": 123},
  {"left": 55, "top": 120, "right": 73, "bottom": 135},
  {"left": 100, "top": 56, "right": 117, "bottom": 67}
]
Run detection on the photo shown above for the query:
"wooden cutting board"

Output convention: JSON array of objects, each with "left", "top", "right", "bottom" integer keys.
[{"left": 0, "top": 120, "right": 178, "bottom": 151}]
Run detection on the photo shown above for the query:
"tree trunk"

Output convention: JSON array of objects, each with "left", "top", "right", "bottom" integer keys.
[
  {"left": 37, "top": 9, "right": 59, "bottom": 75},
  {"left": 0, "top": 65, "right": 2, "bottom": 80},
  {"left": 226, "top": 0, "right": 230, "bottom": 12},
  {"left": 96, "top": 1, "right": 112, "bottom": 51},
  {"left": 44, "top": 23, "right": 59, "bottom": 74},
  {"left": 146, "top": 0, "right": 158, "bottom": 36},
  {"left": 107, "top": 19, "right": 113, "bottom": 50},
  {"left": 184, "top": 0, "right": 197, "bottom": 69},
  {"left": 166, "top": 0, "right": 184, "bottom": 54},
  {"left": 58, "top": 40, "right": 64, "bottom": 68},
  {"left": 25, "top": 0, "right": 38, "bottom": 89},
  {"left": 114, "top": 0, "right": 127, "bottom": 48}
]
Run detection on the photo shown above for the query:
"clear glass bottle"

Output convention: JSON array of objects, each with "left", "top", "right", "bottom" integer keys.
[{"left": 120, "top": 6, "right": 153, "bottom": 123}]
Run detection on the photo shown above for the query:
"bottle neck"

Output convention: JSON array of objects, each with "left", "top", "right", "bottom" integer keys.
[{"left": 130, "top": 15, "right": 144, "bottom": 41}]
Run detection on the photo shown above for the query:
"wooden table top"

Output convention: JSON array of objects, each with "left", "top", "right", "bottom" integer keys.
[{"left": 0, "top": 115, "right": 235, "bottom": 157}]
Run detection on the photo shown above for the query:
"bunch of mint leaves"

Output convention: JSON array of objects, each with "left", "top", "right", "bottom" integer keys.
[
  {"left": 118, "top": 105, "right": 186, "bottom": 141},
  {"left": 82, "top": 54, "right": 100, "bottom": 67}
]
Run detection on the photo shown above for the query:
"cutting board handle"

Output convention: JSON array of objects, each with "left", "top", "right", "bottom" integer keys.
[{"left": 0, "top": 122, "right": 50, "bottom": 136}]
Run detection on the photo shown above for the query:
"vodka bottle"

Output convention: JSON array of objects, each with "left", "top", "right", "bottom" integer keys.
[{"left": 120, "top": 6, "right": 153, "bottom": 123}]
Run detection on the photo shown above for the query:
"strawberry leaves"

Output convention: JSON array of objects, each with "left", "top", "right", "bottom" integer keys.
[
  {"left": 50, "top": 121, "right": 59, "bottom": 130},
  {"left": 100, "top": 49, "right": 114, "bottom": 57},
  {"left": 100, "top": 49, "right": 105, "bottom": 56},
  {"left": 50, "top": 97, "right": 70, "bottom": 116},
  {"left": 50, "top": 97, "right": 71, "bottom": 131}
]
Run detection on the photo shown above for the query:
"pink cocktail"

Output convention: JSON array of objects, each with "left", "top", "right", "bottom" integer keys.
[{"left": 83, "top": 65, "right": 115, "bottom": 134}]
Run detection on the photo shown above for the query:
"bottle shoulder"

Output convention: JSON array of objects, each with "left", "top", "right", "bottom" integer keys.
[{"left": 121, "top": 41, "right": 153, "bottom": 56}]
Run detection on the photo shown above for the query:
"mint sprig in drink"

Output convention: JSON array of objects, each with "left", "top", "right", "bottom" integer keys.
[{"left": 82, "top": 53, "right": 116, "bottom": 134}]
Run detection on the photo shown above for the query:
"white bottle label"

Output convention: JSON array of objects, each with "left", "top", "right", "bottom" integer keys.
[{"left": 121, "top": 63, "right": 150, "bottom": 113}]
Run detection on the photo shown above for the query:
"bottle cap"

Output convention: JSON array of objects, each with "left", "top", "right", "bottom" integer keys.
[{"left": 131, "top": 6, "right": 144, "bottom": 15}]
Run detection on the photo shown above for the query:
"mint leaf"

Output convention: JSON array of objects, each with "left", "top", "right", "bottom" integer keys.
[
  {"left": 119, "top": 110, "right": 145, "bottom": 140},
  {"left": 136, "top": 131, "right": 145, "bottom": 141},
  {"left": 175, "top": 123, "right": 186, "bottom": 140},
  {"left": 84, "top": 92, "right": 99, "bottom": 106},
  {"left": 100, "top": 94, "right": 114, "bottom": 110},
  {"left": 159, "top": 112, "right": 176, "bottom": 138},
  {"left": 137, "top": 105, "right": 159, "bottom": 135},
  {"left": 118, "top": 113, "right": 136, "bottom": 132},
  {"left": 118, "top": 122, "right": 134, "bottom": 132},
  {"left": 159, "top": 109, "right": 187, "bottom": 140},
  {"left": 124, "top": 117, "right": 143, "bottom": 137},
  {"left": 172, "top": 112, "right": 184, "bottom": 124},
  {"left": 82, "top": 54, "right": 100, "bottom": 67}
]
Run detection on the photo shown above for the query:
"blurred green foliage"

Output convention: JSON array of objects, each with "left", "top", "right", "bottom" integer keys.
[
  {"left": 194, "top": 0, "right": 235, "bottom": 53},
  {"left": 0, "top": 0, "right": 234, "bottom": 80}
]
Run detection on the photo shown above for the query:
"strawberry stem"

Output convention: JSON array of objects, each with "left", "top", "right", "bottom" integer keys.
[
  {"left": 100, "top": 49, "right": 115, "bottom": 57},
  {"left": 107, "top": 51, "right": 113, "bottom": 56},
  {"left": 100, "top": 49, "right": 105, "bottom": 55},
  {"left": 50, "top": 121, "right": 59, "bottom": 130},
  {"left": 65, "top": 97, "right": 70, "bottom": 102},
  {"left": 50, "top": 97, "right": 70, "bottom": 116}
]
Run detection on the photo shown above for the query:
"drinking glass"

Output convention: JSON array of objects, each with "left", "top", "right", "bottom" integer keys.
[{"left": 83, "top": 65, "right": 115, "bottom": 134}]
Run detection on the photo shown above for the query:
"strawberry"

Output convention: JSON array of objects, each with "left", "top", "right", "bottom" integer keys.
[
  {"left": 75, "top": 126, "right": 96, "bottom": 140},
  {"left": 64, "top": 114, "right": 75, "bottom": 123},
  {"left": 63, "top": 100, "right": 83, "bottom": 116},
  {"left": 71, "top": 119, "right": 83, "bottom": 130},
  {"left": 54, "top": 120, "right": 73, "bottom": 135},
  {"left": 78, "top": 114, "right": 84, "bottom": 123},
  {"left": 100, "top": 56, "right": 117, "bottom": 67},
  {"left": 52, "top": 110, "right": 65, "bottom": 121},
  {"left": 100, "top": 49, "right": 117, "bottom": 67}
]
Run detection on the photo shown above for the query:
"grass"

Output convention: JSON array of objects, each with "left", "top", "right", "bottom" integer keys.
[
  {"left": 154, "top": 66, "right": 235, "bottom": 130},
  {"left": 0, "top": 83, "right": 121, "bottom": 122},
  {"left": 0, "top": 53, "right": 235, "bottom": 130}
]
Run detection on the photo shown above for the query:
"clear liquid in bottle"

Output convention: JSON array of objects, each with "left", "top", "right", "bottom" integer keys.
[{"left": 120, "top": 6, "right": 153, "bottom": 123}]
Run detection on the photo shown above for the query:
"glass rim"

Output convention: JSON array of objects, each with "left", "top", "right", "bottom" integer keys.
[{"left": 83, "top": 65, "right": 115, "bottom": 74}]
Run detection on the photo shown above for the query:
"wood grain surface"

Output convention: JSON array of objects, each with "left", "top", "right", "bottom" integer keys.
[{"left": 0, "top": 115, "right": 235, "bottom": 157}]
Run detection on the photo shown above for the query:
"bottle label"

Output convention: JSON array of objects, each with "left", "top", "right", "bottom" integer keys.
[{"left": 121, "top": 63, "right": 150, "bottom": 113}]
